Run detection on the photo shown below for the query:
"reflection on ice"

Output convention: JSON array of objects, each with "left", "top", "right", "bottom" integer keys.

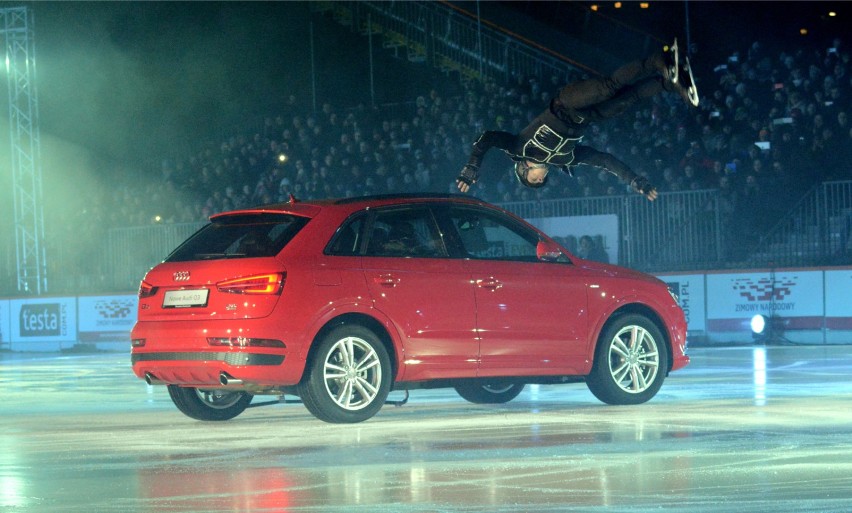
[
  {"left": 137, "top": 467, "right": 300, "bottom": 512},
  {"left": 753, "top": 346, "right": 767, "bottom": 405},
  {"left": 2, "top": 346, "right": 852, "bottom": 512}
]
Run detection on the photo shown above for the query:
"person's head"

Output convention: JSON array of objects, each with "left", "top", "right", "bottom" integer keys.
[{"left": 514, "top": 159, "right": 549, "bottom": 188}]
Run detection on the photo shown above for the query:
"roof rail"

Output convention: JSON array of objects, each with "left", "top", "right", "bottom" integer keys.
[{"left": 334, "top": 192, "right": 480, "bottom": 204}]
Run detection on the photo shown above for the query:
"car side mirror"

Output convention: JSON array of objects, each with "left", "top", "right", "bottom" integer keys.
[{"left": 536, "top": 240, "right": 563, "bottom": 262}]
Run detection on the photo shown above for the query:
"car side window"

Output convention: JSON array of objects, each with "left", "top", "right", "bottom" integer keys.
[
  {"left": 445, "top": 207, "right": 540, "bottom": 262},
  {"left": 326, "top": 214, "right": 365, "bottom": 256},
  {"left": 365, "top": 207, "right": 447, "bottom": 258}
]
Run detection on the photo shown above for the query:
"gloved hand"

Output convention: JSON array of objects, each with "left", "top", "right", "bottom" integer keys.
[
  {"left": 456, "top": 165, "right": 479, "bottom": 193},
  {"left": 631, "top": 176, "right": 658, "bottom": 201}
]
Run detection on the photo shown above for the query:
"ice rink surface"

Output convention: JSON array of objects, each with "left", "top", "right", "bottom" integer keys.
[{"left": 2, "top": 345, "right": 851, "bottom": 513}]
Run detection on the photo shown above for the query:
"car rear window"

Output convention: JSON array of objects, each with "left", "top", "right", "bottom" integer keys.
[{"left": 165, "top": 213, "right": 310, "bottom": 262}]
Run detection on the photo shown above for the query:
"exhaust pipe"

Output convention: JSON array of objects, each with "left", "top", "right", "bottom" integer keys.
[
  {"left": 145, "top": 372, "right": 164, "bottom": 385},
  {"left": 219, "top": 372, "right": 244, "bottom": 386}
]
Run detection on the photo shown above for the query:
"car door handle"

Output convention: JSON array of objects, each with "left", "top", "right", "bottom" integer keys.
[
  {"left": 373, "top": 274, "right": 400, "bottom": 287},
  {"left": 476, "top": 278, "right": 503, "bottom": 290}
]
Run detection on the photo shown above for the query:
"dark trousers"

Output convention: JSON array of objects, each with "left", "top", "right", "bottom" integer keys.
[{"left": 556, "top": 55, "right": 665, "bottom": 122}]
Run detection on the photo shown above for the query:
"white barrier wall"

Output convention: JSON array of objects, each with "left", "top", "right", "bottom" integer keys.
[
  {"left": 77, "top": 295, "right": 138, "bottom": 344},
  {"left": 0, "top": 294, "right": 137, "bottom": 352},
  {"left": 0, "top": 299, "right": 10, "bottom": 350},
  {"left": 824, "top": 269, "right": 852, "bottom": 344},
  {"left": 657, "top": 267, "right": 852, "bottom": 345},
  {"left": 10, "top": 297, "right": 78, "bottom": 351},
  {"left": 0, "top": 266, "right": 849, "bottom": 351},
  {"left": 656, "top": 274, "right": 706, "bottom": 332}
]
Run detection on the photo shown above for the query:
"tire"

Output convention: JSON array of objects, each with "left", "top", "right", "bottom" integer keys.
[
  {"left": 167, "top": 385, "right": 253, "bottom": 421},
  {"left": 455, "top": 381, "right": 525, "bottom": 404},
  {"left": 586, "top": 314, "right": 668, "bottom": 405},
  {"left": 298, "top": 325, "right": 392, "bottom": 423}
]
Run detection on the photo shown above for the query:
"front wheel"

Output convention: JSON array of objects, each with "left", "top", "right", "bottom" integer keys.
[
  {"left": 167, "top": 385, "right": 253, "bottom": 421},
  {"left": 455, "top": 381, "right": 525, "bottom": 404},
  {"left": 298, "top": 325, "right": 392, "bottom": 423},
  {"left": 586, "top": 314, "right": 668, "bottom": 405}
]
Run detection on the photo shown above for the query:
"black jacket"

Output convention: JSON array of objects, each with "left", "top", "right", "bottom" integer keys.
[{"left": 465, "top": 99, "right": 638, "bottom": 184}]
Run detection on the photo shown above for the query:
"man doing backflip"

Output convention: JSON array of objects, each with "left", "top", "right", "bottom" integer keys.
[{"left": 456, "top": 39, "right": 698, "bottom": 201}]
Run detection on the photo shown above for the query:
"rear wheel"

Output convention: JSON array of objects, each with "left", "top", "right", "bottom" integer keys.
[
  {"left": 298, "top": 325, "right": 391, "bottom": 423},
  {"left": 167, "top": 385, "right": 253, "bottom": 421},
  {"left": 586, "top": 314, "right": 668, "bottom": 405},
  {"left": 455, "top": 381, "right": 524, "bottom": 404}
]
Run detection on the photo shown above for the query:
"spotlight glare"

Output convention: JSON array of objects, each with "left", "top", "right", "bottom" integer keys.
[
  {"left": 614, "top": 2, "right": 622, "bottom": 8},
  {"left": 278, "top": 153, "right": 288, "bottom": 163},
  {"left": 751, "top": 314, "right": 766, "bottom": 335},
  {"left": 590, "top": 4, "right": 599, "bottom": 11},
  {"left": 800, "top": 28, "right": 808, "bottom": 35}
]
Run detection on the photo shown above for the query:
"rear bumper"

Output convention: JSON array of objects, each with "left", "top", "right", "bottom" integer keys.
[
  {"left": 132, "top": 351, "right": 300, "bottom": 387},
  {"left": 131, "top": 351, "right": 284, "bottom": 367},
  {"left": 130, "top": 320, "right": 305, "bottom": 387}
]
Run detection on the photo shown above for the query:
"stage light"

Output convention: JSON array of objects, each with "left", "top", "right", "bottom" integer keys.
[
  {"left": 278, "top": 153, "right": 288, "bottom": 163},
  {"left": 614, "top": 2, "right": 622, "bottom": 9},
  {"left": 828, "top": 11, "right": 836, "bottom": 17},
  {"left": 752, "top": 314, "right": 788, "bottom": 344},
  {"left": 751, "top": 314, "right": 766, "bottom": 336},
  {"left": 800, "top": 28, "right": 809, "bottom": 35},
  {"left": 640, "top": 2, "right": 649, "bottom": 8},
  {"left": 590, "top": 4, "right": 599, "bottom": 11}
]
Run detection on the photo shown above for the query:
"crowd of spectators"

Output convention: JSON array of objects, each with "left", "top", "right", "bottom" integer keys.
[{"left": 75, "top": 33, "right": 851, "bottom": 269}]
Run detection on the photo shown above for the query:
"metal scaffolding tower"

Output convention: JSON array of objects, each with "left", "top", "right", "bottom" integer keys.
[{"left": 2, "top": 6, "right": 46, "bottom": 294}]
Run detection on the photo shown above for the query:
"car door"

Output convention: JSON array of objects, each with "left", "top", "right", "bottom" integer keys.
[
  {"left": 361, "top": 205, "right": 478, "bottom": 381},
  {"left": 441, "top": 205, "right": 589, "bottom": 376}
]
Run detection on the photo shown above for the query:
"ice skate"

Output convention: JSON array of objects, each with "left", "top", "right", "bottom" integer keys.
[
  {"left": 663, "top": 54, "right": 699, "bottom": 107},
  {"left": 662, "top": 37, "right": 679, "bottom": 84},
  {"left": 679, "top": 56, "right": 699, "bottom": 107}
]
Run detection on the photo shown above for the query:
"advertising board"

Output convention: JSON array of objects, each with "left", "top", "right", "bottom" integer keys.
[
  {"left": 656, "top": 273, "right": 705, "bottom": 332},
  {"left": 706, "top": 271, "right": 825, "bottom": 343},
  {"left": 77, "top": 295, "right": 138, "bottom": 344},
  {"left": 0, "top": 299, "right": 10, "bottom": 349},
  {"left": 824, "top": 269, "right": 852, "bottom": 342},
  {"left": 10, "top": 297, "right": 78, "bottom": 350}
]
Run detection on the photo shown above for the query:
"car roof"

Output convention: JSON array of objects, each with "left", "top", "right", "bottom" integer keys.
[{"left": 211, "top": 193, "right": 494, "bottom": 220}]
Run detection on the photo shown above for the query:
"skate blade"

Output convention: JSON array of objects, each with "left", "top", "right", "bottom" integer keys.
[
  {"left": 682, "top": 56, "right": 699, "bottom": 106},
  {"left": 666, "top": 38, "right": 680, "bottom": 84}
]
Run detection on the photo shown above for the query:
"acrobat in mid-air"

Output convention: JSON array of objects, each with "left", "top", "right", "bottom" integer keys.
[{"left": 457, "top": 38, "right": 699, "bottom": 201}]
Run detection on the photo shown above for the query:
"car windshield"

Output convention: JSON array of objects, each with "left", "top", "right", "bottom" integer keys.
[{"left": 165, "top": 213, "right": 310, "bottom": 262}]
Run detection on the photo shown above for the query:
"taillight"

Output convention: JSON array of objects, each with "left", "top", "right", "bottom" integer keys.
[
  {"left": 216, "top": 273, "right": 284, "bottom": 295},
  {"left": 139, "top": 280, "right": 157, "bottom": 298}
]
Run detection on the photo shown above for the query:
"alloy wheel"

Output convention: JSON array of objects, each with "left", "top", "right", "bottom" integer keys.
[{"left": 607, "top": 324, "right": 660, "bottom": 394}]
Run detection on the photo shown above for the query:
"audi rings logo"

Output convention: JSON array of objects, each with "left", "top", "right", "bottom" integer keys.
[{"left": 173, "top": 271, "right": 191, "bottom": 282}]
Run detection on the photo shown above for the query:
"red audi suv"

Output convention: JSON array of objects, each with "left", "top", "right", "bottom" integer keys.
[{"left": 131, "top": 194, "right": 688, "bottom": 423}]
